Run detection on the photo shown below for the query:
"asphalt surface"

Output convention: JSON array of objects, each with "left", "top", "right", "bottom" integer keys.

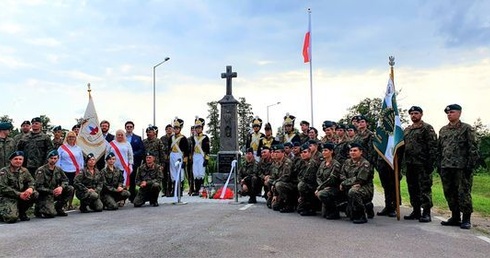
[{"left": 1, "top": 192, "right": 489, "bottom": 258}]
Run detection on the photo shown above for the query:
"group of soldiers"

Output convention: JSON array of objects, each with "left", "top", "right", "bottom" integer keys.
[
  {"left": 239, "top": 104, "right": 479, "bottom": 228},
  {"left": 0, "top": 116, "right": 210, "bottom": 223}
]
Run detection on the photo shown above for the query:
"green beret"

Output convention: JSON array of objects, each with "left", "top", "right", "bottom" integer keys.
[
  {"left": 0, "top": 122, "right": 13, "bottom": 130},
  {"left": 444, "top": 104, "right": 462, "bottom": 113},
  {"left": 85, "top": 153, "right": 95, "bottom": 162},
  {"left": 349, "top": 142, "right": 363, "bottom": 151},
  {"left": 31, "top": 117, "right": 42, "bottom": 123},
  {"left": 9, "top": 151, "right": 24, "bottom": 160},
  {"left": 300, "top": 144, "right": 310, "bottom": 151},
  {"left": 47, "top": 150, "right": 58, "bottom": 159},
  {"left": 106, "top": 152, "right": 115, "bottom": 160},
  {"left": 322, "top": 143, "right": 335, "bottom": 151},
  {"left": 271, "top": 144, "right": 284, "bottom": 151},
  {"left": 146, "top": 151, "right": 157, "bottom": 157}
]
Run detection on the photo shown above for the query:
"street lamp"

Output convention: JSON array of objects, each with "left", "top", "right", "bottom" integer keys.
[
  {"left": 266, "top": 101, "right": 281, "bottom": 123},
  {"left": 153, "top": 57, "right": 170, "bottom": 125}
]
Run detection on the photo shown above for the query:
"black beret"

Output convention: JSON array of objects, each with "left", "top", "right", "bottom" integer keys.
[
  {"left": 271, "top": 144, "right": 285, "bottom": 151},
  {"left": 351, "top": 115, "right": 361, "bottom": 122},
  {"left": 86, "top": 153, "right": 95, "bottom": 161},
  {"left": 106, "top": 152, "right": 115, "bottom": 160},
  {"left": 46, "top": 150, "right": 58, "bottom": 159},
  {"left": 349, "top": 142, "right": 363, "bottom": 150},
  {"left": 292, "top": 141, "right": 301, "bottom": 147},
  {"left": 53, "top": 125, "right": 62, "bottom": 131},
  {"left": 336, "top": 124, "right": 346, "bottom": 130},
  {"left": 444, "top": 104, "right": 462, "bottom": 113},
  {"left": 300, "top": 120, "right": 310, "bottom": 126},
  {"left": 0, "top": 122, "right": 13, "bottom": 130},
  {"left": 146, "top": 126, "right": 156, "bottom": 132},
  {"left": 261, "top": 146, "right": 271, "bottom": 151},
  {"left": 72, "top": 124, "right": 81, "bottom": 130},
  {"left": 9, "top": 151, "right": 24, "bottom": 160},
  {"left": 284, "top": 142, "right": 293, "bottom": 148},
  {"left": 21, "top": 120, "right": 31, "bottom": 126},
  {"left": 31, "top": 117, "right": 42, "bottom": 123},
  {"left": 322, "top": 143, "right": 335, "bottom": 151},
  {"left": 408, "top": 106, "right": 423, "bottom": 113},
  {"left": 246, "top": 147, "right": 254, "bottom": 153},
  {"left": 322, "top": 120, "right": 334, "bottom": 129},
  {"left": 347, "top": 125, "right": 357, "bottom": 131},
  {"left": 308, "top": 139, "right": 319, "bottom": 145},
  {"left": 146, "top": 151, "right": 157, "bottom": 157},
  {"left": 300, "top": 143, "right": 310, "bottom": 151},
  {"left": 357, "top": 115, "right": 368, "bottom": 122}
]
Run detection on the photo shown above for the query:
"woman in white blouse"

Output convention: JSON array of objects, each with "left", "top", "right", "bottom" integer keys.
[
  {"left": 56, "top": 131, "right": 84, "bottom": 209},
  {"left": 106, "top": 129, "right": 134, "bottom": 188}
]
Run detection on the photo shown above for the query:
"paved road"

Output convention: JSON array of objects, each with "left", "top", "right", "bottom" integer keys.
[{"left": 1, "top": 194, "right": 489, "bottom": 258}]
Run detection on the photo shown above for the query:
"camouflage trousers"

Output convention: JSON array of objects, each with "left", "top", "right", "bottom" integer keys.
[
  {"left": 318, "top": 187, "right": 342, "bottom": 213},
  {"left": 35, "top": 186, "right": 74, "bottom": 217},
  {"left": 406, "top": 164, "right": 433, "bottom": 210},
  {"left": 272, "top": 181, "right": 296, "bottom": 209},
  {"left": 347, "top": 186, "right": 373, "bottom": 213},
  {"left": 101, "top": 190, "right": 130, "bottom": 210},
  {"left": 0, "top": 192, "right": 39, "bottom": 223},
  {"left": 241, "top": 175, "right": 262, "bottom": 196},
  {"left": 76, "top": 190, "right": 103, "bottom": 212},
  {"left": 297, "top": 182, "right": 319, "bottom": 212},
  {"left": 134, "top": 182, "right": 161, "bottom": 207},
  {"left": 440, "top": 168, "right": 473, "bottom": 214}
]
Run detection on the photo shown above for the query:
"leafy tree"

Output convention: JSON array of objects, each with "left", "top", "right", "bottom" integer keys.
[
  {"left": 39, "top": 115, "right": 53, "bottom": 135},
  {"left": 473, "top": 118, "right": 490, "bottom": 170},
  {"left": 237, "top": 97, "right": 253, "bottom": 151},
  {"left": 338, "top": 97, "right": 408, "bottom": 129},
  {"left": 206, "top": 101, "right": 220, "bottom": 154}
]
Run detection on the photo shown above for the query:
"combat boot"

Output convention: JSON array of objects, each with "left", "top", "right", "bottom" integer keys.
[
  {"left": 19, "top": 213, "right": 30, "bottom": 221},
  {"left": 365, "top": 202, "right": 374, "bottom": 219},
  {"left": 326, "top": 210, "right": 340, "bottom": 220},
  {"left": 419, "top": 209, "right": 431, "bottom": 223},
  {"left": 404, "top": 206, "right": 421, "bottom": 220},
  {"left": 56, "top": 209, "right": 68, "bottom": 217},
  {"left": 441, "top": 210, "right": 461, "bottom": 226},
  {"left": 460, "top": 213, "right": 471, "bottom": 229},
  {"left": 353, "top": 211, "right": 368, "bottom": 224},
  {"left": 248, "top": 196, "right": 257, "bottom": 204}
]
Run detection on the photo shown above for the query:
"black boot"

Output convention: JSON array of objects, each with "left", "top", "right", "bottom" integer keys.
[
  {"left": 377, "top": 207, "right": 396, "bottom": 217},
  {"left": 365, "top": 202, "right": 374, "bottom": 219},
  {"left": 353, "top": 210, "right": 368, "bottom": 224},
  {"left": 441, "top": 210, "right": 461, "bottom": 226},
  {"left": 419, "top": 209, "right": 431, "bottom": 223},
  {"left": 19, "top": 213, "right": 30, "bottom": 221},
  {"left": 460, "top": 213, "right": 471, "bottom": 229},
  {"left": 248, "top": 195, "right": 257, "bottom": 204},
  {"left": 404, "top": 207, "right": 421, "bottom": 220}
]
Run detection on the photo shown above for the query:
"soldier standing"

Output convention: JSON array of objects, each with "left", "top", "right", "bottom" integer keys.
[
  {"left": 316, "top": 143, "right": 342, "bottom": 219},
  {"left": 16, "top": 117, "right": 54, "bottom": 176},
  {"left": 402, "top": 106, "right": 438, "bottom": 222},
  {"left": 51, "top": 126, "right": 64, "bottom": 150},
  {"left": 191, "top": 117, "right": 210, "bottom": 196},
  {"left": 258, "top": 123, "right": 278, "bottom": 151},
  {"left": 100, "top": 152, "right": 130, "bottom": 210},
  {"left": 278, "top": 113, "right": 300, "bottom": 144},
  {"left": 74, "top": 153, "right": 104, "bottom": 213},
  {"left": 438, "top": 104, "right": 479, "bottom": 229},
  {"left": 187, "top": 126, "right": 195, "bottom": 195},
  {"left": 13, "top": 120, "right": 31, "bottom": 146},
  {"left": 334, "top": 124, "right": 351, "bottom": 165},
  {"left": 246, "top": 116, "right": 265, "bottom": 160},
  {"left": 340, "top": 143, "right": 374, "bottom": 224},
  {"left": 143, "top": 126, "right": 165, "bottom": 166},
  {"left": 297, "top": 144, "right": 321, "bottom": 216},
  {"left": 168, "top": 118, "right": 189, "bottom": 196},
  {"left": 160, "top": 124, "right": 173, "bottom": 196},
  {"left": 134, "top": 152, "right": 164, "bottom": 207},
  {"left": 239, "top": 148, "right": 260, "bottom": 203},
  {"left": 34, "top": 150, "right": 73, "bottom": 218},
  {"left": 0, "top": 122, "right": 15, "bottom": 168},
  {"left": 0, "top": 151, "right": 38, "bottom": 223}
]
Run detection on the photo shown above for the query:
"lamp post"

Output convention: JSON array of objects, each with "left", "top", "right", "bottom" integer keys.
[
  {"left": 266, "top": 101, "right": 281, "bottom": 123},
  {"left": 153, "top": 57, "right": 170, "bottom": 126}
]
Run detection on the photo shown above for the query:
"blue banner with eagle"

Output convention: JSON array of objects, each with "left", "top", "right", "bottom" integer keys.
[{"left": 373, "top": 57, "right": 404, "bottom": 170}]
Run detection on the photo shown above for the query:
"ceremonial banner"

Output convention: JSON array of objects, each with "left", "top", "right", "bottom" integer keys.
[
  {"left": 78, "top": 86, "right": 106, "bottom": 162},
  {"left": 373, "top": 62, "right": 404, "bottom": 169}
]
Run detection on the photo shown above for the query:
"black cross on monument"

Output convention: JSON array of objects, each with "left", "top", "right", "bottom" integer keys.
[{"left": 221, "top": 65, "right": 237, "bottom": 95}]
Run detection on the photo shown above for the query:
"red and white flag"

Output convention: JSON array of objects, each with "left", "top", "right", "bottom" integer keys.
[
  {"left": 78, "top": 86, "right": 106, "bottom": 162},
  {"left": 302, "top": 30, "right": 310, "bottom": 63}
]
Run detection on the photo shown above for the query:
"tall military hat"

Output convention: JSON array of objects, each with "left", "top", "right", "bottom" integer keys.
[
  {"left": 322, "top": 120, "right": 334, "bottom": 130},
  {"left": 283, "top": 113, "right": 296, "bottom": 126},
  {"left": 444, "top": 104, "right": 462, "bottom": 113},
  {"left": 173, "top": 117, "right": 184, "bottom": 128},
  {"left": 0, "top": 122, "right": 13, "bottom": 130},
  {"left": 251, "top": 116, "right": 263, "bottom": 129},
  {"left": 195, "top": 116, "right": 205, "bottom": 127},
  {"left": 264, "top": 122, "right": 272, "bottom": 131}
]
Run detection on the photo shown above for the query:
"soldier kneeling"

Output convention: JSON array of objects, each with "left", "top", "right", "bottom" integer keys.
[
  {"left": 74, "top": 153, "right": 104, "bottom": 213},
  {"left": 134, "top": 152, "right": 163, "bottom": 207},
  {"left": 35, "top": 150, "right": 74, "bottom": 218},
  {"left": 100, "top": 152, "right": 130, "bottom": 210}
]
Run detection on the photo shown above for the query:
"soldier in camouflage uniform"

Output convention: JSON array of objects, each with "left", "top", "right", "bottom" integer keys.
[
  {"left": 160, "top": 124, "right": 173, "bottom": 196},
  {"left": 258, "top": 146, "right": 273, "bottom": 202},
  {"left": 334, "top": 124, "right": 350, "bottom": 165},
  {"left": 346, "top": 124, "right": 357, "bottom": 140},
  {"left": 264, "top": 144, "right": 295, "bottom": 213},
  {"left": 308, "top": 139, "right": 323, "bottom": 164},
  {"left": 297, "top": 144, "right": 321, "bottom": 216},
  {"left": 51, "top": 126, "right": 64, "bottom": 150},
  {"left": 134, "top": 152, "right": 164, "bottom": 207},
  {"left": 321, "top": 121, "right": 338, "bottom": 144},
  {"left": 402, "top": 106, "right": 438, "bottom": 223},
  {"left": 100, "top": 152, "right": 130, "bottom": 210},
  {"left": 34, "top": 150, "right": 73, "bottom": 218},
  {"left": 239, "top": 148, "right": 260, "bottom": 203},
  {"left": 316, "top": 143, "right": 342, "bottom": 219},
  {"left": 13, "top": 120, "right": 31, "bottom": 146},
  {"left": 16, "top": 117, "right": 54, "bottom": 176},
  {"left": 74, "top": 153, "right": 104, "bottom": 213},
  {"left": 340, "top": 143, "right": 374, "bottom": 224},
  {"left": 0, "top": 122, "right": 16, "bottom": 168},
  {"left": 299, "top": 121, "right": 310, "bottom": 144},
  {"left": 438, "top": 104, "right": 479, "bottom": 229},
  {"left": 143, "top": 126, "right": 165, "bottom": 166},
  {"left": 0, "top": 151, "right": 38, "bottom": 223}
]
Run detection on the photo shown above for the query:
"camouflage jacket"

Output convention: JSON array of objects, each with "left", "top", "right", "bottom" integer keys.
[
  {"left": 438, "top": 121, "right": 479, "bottom": 169},
  {"left": 268, "top": 157, "right": 293, "bottom": 186},
  {"left": 239, "top": 159, "right": 258, "bottom": 180},
  {"left": 340, "top": 157, "right": 373, "bottom": 194},
  {"left": 316, "top": 159, "right": 342, "bottom": 191},
  {"left": 257, "top": 158, "right": 273, "bottom": 179},
  {"left": 403, "top": 121, "right": 438, "bottom": 167},
  {"left": 297, "top": 158, "right": 320, "bottom": 188},
  {"left": 353, "top": 129, "right": 375, "bottom": 164},
  {"left": 0, "top": 137, "right": 16, "bottom": 168},
  {"left": 52, "top": 137, "right": 64, "bottom": 150},
  {"left": 334, "top": 136, "right": 351, "bottom": 165},
  {"left": 74, "top": 168, "right": 104, "bottom": 194},
  {"left": 143, "top": 137, "right": 165, "bottom": 165},
  {"left": 16, "top": 132, "right": 54, "bottom": 169},
  {"left": 35, "top": 164, "right": 69, "bottom": 195},
  {"left": 291, "top": 156, "right": 303, "bottom": 185},
  {"left": 159, "top": 134, "right": 172, "bottom": 163},
  {"left": 135, "top": 163, "right": 164, "bottom": 186},
  {"left": 100, "top": 166, "right": 125, "bottom": 193},
  {"left": 0, "top": 166, "right": 35, "bottom": 199}
]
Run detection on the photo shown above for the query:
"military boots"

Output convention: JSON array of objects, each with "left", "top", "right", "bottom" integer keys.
[
  {"left": 441, "top": 210, "right": 461, "bottom": 226},
  {"left": 419, "top": 209, "right": 431, "bottom": 223},
  {"left": 460, "top": 213, "right": 471, "bottom": 229},
  {"left": 404, "top": 206, "right": 421, "bottom": 220}
]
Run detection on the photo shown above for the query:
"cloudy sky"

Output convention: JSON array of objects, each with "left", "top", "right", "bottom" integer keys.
[{"left": 1, "top": 0, "right": 489, "bottom": 137}]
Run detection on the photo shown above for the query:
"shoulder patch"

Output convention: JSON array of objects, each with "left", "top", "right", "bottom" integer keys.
[
  {"left": 37, "top": 171, "right": 43, "bottom": 174},
  {"left": 0, "top": 171, "right": 5, "bottom": 175}
]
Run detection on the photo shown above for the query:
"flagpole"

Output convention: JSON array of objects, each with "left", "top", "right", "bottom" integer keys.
[
  {"left": 87, "top": 83, "right": 91, "bottom": 97},
  {"left": 307, "top": 8, "right": 313, "bottom": 125},
  {"left": 390, "top": 56, "right": 401, "bottom": 221}
]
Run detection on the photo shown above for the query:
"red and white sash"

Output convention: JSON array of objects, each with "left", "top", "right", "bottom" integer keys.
[{"left": 60, "top": 144, "right": 80, "bottom": 175}]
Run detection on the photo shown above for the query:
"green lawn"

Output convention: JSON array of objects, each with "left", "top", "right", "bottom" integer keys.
[{"left": 374, "top": 171, "right": 490, "bottom": 217}]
